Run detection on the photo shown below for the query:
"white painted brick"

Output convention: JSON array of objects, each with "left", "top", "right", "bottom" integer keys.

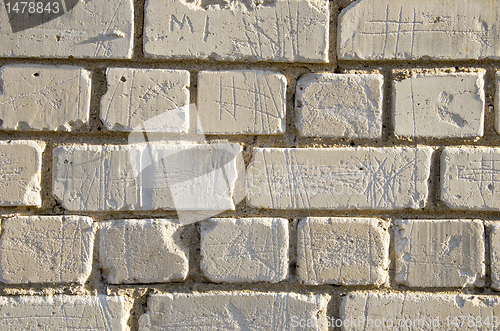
[
  {"left": 0, "top": 65, "right": 91, "bottom": 131},
  {"left": 0, "top": 0, "right": 133, "bottom": 58},
  {"left": 339, "top": 0, "right": 500, "bottom": 60},
  {"left": 490, "top": 223, "right": 500, "bottom": 291},
  {"left": 295, "top": 73, "right": 383, "bottom": 138},
  {"left": 0, "top": 295, "right": 128, "bottom": 330},
  {"left": 441, "top": 147, "right": 500, "bottom": 210},
  {"left": 139, "top": 292, "right": 329, "bottom": 330},
  {"left": 395, "top": 219, "right": 485, "bottom": 288},
  {"left": 99, "top": 219, "right": 188, "bottom": 284},
  {"left": 0, "top": 140, "right": 43, "bottom": 206},
  {"left": 101, "top": 68, "right": 189, "bottom": 132},
  {"left": 53, "top": 143, "right": 242, "bottom": 212},
  {"left": 198, "top": 71, "right": 286, "bottom": 135},
  {"left": 342, "top": 292, "right": 500, "bottom": 331},
  {"left": 200, "top": 218, "right": 288, "bottom": 283},
  {"left": 246, "top": 147, "right": 432, "bottom": 210},
  {"left": 0, "top": 216, "right": 96, "bottom": 284},
  {"left": 144, "top": 0, "right": 329, "bottom": 63},
  {"left": 393, "top": 72, "right": 484, "bottom": 138},
  {"left": 297, "top": 217, "right": 389, "bottom": 285}
]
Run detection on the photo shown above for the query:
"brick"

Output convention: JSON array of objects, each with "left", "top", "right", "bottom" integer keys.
[
  {"left": 246, "top": 147, "right": 432, "bottom": 210},
  {"left": 139, "top": 292, "right": 329, "bottom": 330},
  {"left": 0, "top": 65, "right": 91, "bottom": 131},
  {"left": 200, "top": 218, "right": 288, "bottom": 283},
  {"left": 441, "top": 147, "right": 500, "bottom": 210},
  {"left": 143, "top": 0, "right": 329, "bottom": 63},
  {"left": 99, "top": 219, "right": 188, "bottom": 284},
  {"left": 395, "top": 219, "right": 485, "bottom": 288},
  {"left": 490, "top": 223, "right": 500, "bottom": 291},
  {"left": 0, "top": 0, "right": 133, "bottom": 58},
  {"left": 495, "top": 72, "right": 500, "bottom": 135},
  {"left": 197, "top": 71, "right": 286, "bottom": 135},
  {"left": 295, "top": 73, "right": 383, "bottom": 138},
  {"left": 297, "top": 217, "right": 389, "bottom": 285},
  {"left": 393, "top": 72, "right": 485, "bottom": 138},
  {"left": 101, "top": 68, "right": 189, "bottom": 132},
  {"left": 338, "top": 0, "right": 500, "bottom": 60},
  {"left": 0, "top": 216, "right": 96, "bottom": 284},
  {"left": 0, "top": 295, "right": 128, "bottom": 330},
  {"left": 0, "top": 140, "right": 43, "bottom": 206},
  {"left": 342, "top": 292, "right": 500, "bottom": 331},
  {"left": 53, "top": 143, "right": 242, "bottom": 212}
]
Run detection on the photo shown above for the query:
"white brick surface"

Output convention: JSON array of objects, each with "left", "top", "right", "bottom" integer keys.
[
  {"left": 99, "top": 219, "right": 188, "bottom": 284},
  {"left": 53, "top": 143, "right": 242, "bottom": 212},
  {"left": 339, "top": 0, "right": 500, "bottom": 60},
  {"left": 441, "top": 147, "right": 500, "bottom": 210},
  {"left": 198, "top": 71, "right": 286, "bottom": 135},
  {"left": 295, "top": 73, "right": 383, "bottom": 138},
  {"left": 0, "top": 65, "right": 91, "bottom": 131},
  {"left": 139, "top": 292, "right": 329, "bottom": 330},
  {"left": 0, "top": 216, "right": 96, "bottom": 284},
  {"left": 393, "top": 73, "right": 484, "bottom": 138},
  {"left": 490, "top": 223, "right": 500, "bottom": 291},
  {"left": 395, "top": 219, "right": 485, "bottom": 288},
  {"left": 200, "top": 218, "right": 288, "bottom": 283},
  {"left": 101, "top": 68, "right": 189, "bottom": 132},
  {"left": 0, "top": 140, "right": 43, "bottom": 206},
  {"left": 0, "top": 295, "right": 128, "bottom": 330},
  {"left": 297, "top": 217, "right": 389, "bottom": 285},
  {"left": 144, "top": 0, "right": 329, "bottom": 62},
  {"left": 246, "top": 147, "right": 432, "bottom": 210},
  {"left": 0, "top": 0, "right": 133, "bottom": 58},
  {"left": 342, "top": 292, "right": 500, "bottom": 331}
]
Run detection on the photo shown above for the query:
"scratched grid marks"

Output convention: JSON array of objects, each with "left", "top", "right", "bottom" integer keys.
[
  {"left": 0, "top": 140, "right": 42, "bottom": 206},
  {"left": 339, "top": 1, "right": 500, "bottom": 60},
  {"left": 441, "top": 147, "right": 500, "bottom": 210},
  {"left": 0, "top": 65, "right": 91, "bottom": 131},
  {"left": 0, "top": 216, "right": 96, "bottom": 284},
  {"left": 139, "top": 292, "right": 328, "bottom": 330},
  {"left": 99, "top": 219, "right": 188, "bottom": 284},
  {"left": 0, "top": 295, "right": 128, "bottom": 330},
  {"left": 297, "top": 217, "right": 389, "bottom": 286},
  {"left": 246, "top": 147, "right": 433, "bottom": 210},
  {"left": 200, "top": 218, "right": 288, "bottom": 283},
  {"left": 342, "top": 293, "right": 500, "bottom": 331},
  {"left": 295, "top": 73, "right": 383, "bottom": 138},
  {"left": 395, "top": 219, "right": 485, "bottom": 288},
  {"left": 0, "top": 0, "right": 133, "bottom": 58},
  {"left": 198, "top": 71, "right": 286, "bottom": 134},
  {"left": 101, "top": 68, "right": 189, "bottom": 132},
  {"left": 144, "top": 0, "right": 329, "bottom": 62},
  {"left": 393, "top": 72, "right": 485, "bottom": 138}
]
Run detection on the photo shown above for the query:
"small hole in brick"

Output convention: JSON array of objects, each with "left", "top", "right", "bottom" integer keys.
[
  {"left": 488, "top": 184, "right": 494, "bottom": 192},
  {"left": 56, "top": 35, "right": 61, "bottom": 41},
  {"left": 120, "top": 76, "right": 126, "bottom": 82},
  {"left": 33, "top": 72, "right": 39, "bottom": 77}
]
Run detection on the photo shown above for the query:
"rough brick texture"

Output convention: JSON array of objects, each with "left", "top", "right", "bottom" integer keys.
[
  {"left": 342, "top": 292, "right": 500, "bottom": 331},
  {"left": 0, "top": 140, "right": 43, "bottom": 206},
  {"left": 143, "top": 0, "right": 329, "bottom": 62},
  {"left": 297, "top": 217, "right": 389, "bottom": 285},
  {"left": 247, "top": 147, "right": 433, "bottom": 210},
  {"left": 295, "top": 73, "right": 383, "bottom": 138},
  {"left": 0, "top": 295, "right": 128, "bottom": 330},
  {"left": 198, "top": 70, "right": 286, "bottom": 134},
  {"left": 99, "top": 219, "right": 188, "bottom": 284},
  {"left": 490, "top": 222, "right": 500, "bottom": 291},
  {"left": 394, "top": 219, "right": 485, "bottom": 288},
  {"left": 101, "top": 68, "right": 189, "bottom": 132},
  {"left": 139, "top": 292, "right": 329, "bottom": 330},
  {"left": 0, "top": 65, "right": 91, "bottom": 131},
  {"left": 200, "top": 218, "right": 288, "bottom": 283},
  {"left": 0, "top": 216, "right": 96, "bottom": 284},
  {"left": 393, "top": 72, "right": 484, "bottom": 138}
]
